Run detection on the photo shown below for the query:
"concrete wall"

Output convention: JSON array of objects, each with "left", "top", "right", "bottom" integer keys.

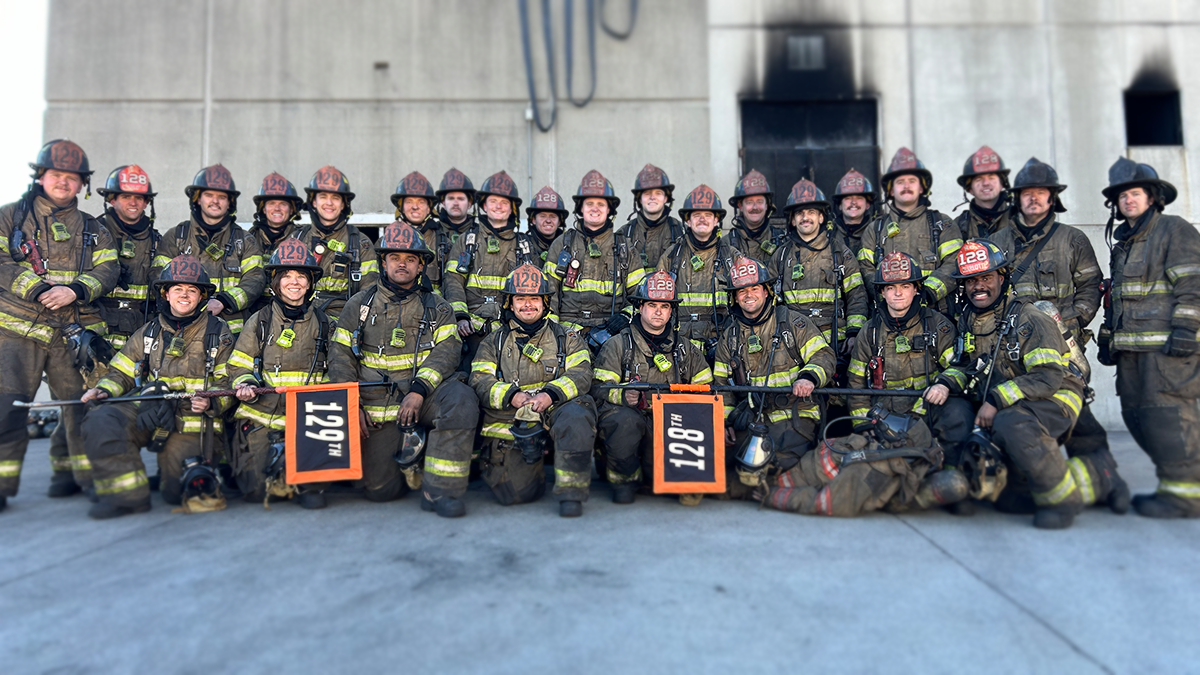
[{"left": 46, "top": 0, "right": 1200, "bottom": 427}]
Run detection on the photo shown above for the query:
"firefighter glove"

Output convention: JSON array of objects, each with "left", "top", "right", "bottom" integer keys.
[{"left": 1163, "top": 328, "right": 1200, "bottom": 357}]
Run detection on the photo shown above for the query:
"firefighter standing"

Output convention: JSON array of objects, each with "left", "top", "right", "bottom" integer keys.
[
  {"left": 991, "top": 158, "right": 1123, "bottom": 507},
  {"left": 593, "top": 270, "right": 714, "bottom": 505},
  {"left": 290, "top": 166, "right": 378, "bottom": 323},
  {"left": 769, "top": 178, "right": 867, "bottom": 359},
  {"left": 227, "top": 240, "right": 331, "bottom": 508},
  {"left": 470, "top": 264, "right": 597, "bottom": 517},
  {"left": 152, "top": 164, "right": 265, "bottom": 336},
  {"left": 724, "top": 169, "right": 784, "bottom": 260},
  {"left": 393, "top": 171, "right": 444, "bottom": 292},
  {"left": 620, "top": 163, "right": 683, "bottom": 272},
  {"left": 954, "top": 146, "right": 1015, "bottom": 240},
  {"left": 1100, "top": 157, "right": 1200, "bottom": 518},
  {"left": 432, "top": 168, "right": 479, "bottom": 287},
  {"left": 81, "top": 255, "right": 235, "bottom": 518},
  {"left": 329, "top": 222, "right": 476, "bottom": 516},
  {"left": 544, "top": 170, "right": 647, "bottom": 351},
  {"left": 937, "top": 240, "right": 1124, "bottom": 529},
  {"left": 246, "top": 172, "right": 304, "bottom": 316},
  {"left": 713, "top": 256, "right": 836, "bottom": 500},
  {"left": 444, "top": 170, "right": 541, "bottom": 365},
  {"left": 656, "top": 185, "right": 742, "bottom": 358},
  {"left": 525, "top": 185, "right": 568, "bottom": 265},
  {"left": 0, "top": 140, "right": 118, "bottom": 510},
  {"left": 859, "top": 148, "right": 962, "bottom": 311}
]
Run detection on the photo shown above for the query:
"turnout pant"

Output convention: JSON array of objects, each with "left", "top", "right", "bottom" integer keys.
[
  {"left": 0, "top": 334, "right": 90, "bottom": 497},
  {"left": 481, "top": 396, "right": 597, "bottom": 504},
  {"left": 1117, "top": 350, "right": 1200, "bottom": 513},
  {"left": 761, "top": 442, "right": 933, "bottom": 516},
  {"left": 358, "top": 379, "right": 479, "bottom": 502},
  {"left": 989, "top": 398, "right": 1083, "bottom": 511},
  {"left": 726, "top": 418, "right": 817, "bottom": 500},
  {"left": 82, "top": 403, "right": 208, "bottom": 507},
  {"left": 596, "top": 404, "right": 652, "bottom": 485}
]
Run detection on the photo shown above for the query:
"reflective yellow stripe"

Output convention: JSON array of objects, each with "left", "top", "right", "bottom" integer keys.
[
  {"left": 482, "top": 422, "right": 514, "bottom": 439},
  {"left": 693, "top": 367, "right": 714, "bottom": 385},
  {"left": 564, "top": 349, "right": 590, "bottom": 368},
  {"left": 0, "top": 460, "right": 22, "bottom": 477},
  {"left": 0, "top": 310, "right": 55, "bottom": 343},
  {"left": 1113, "top": 331, "right": 1170, "bottom": 349},
  {"left": 594, "top": 368, "right": 620, "bottom": 384},
  {"left": 1067, "top": 457, "right": 1096, "bottom": 506},
  {"left": 234, "top": 404, "right": 286, "bottom": 430},
  {"left": 937, "top": 238, "right": 963, "bottom": 260},
  {"left": 1158, "top": 480, "right": 1200, "bottom": 499},
  {"left": 848, "top": 359, "right": 867, "bottom": 377},
  {"left": 925, "top": 275, "right": 947, "bottom": 298},
  {"left": 799, "top": 364, "right": 827, "bottom": 386},
  {"left": 547, "top": 376, "right": 579, "bottom": 400},
  {"left": 994, "top": 381, "right": 1023, "bottom": 406},
  {"left": 466, "top": 274, "right": 506, "bottom": 290},
  {"left": 434, "top": 323, "right": 458, "bottom": 343},
  {"left": 92, "top": 248, "right": 118, "bottom": 266},
  {"left": 94, "top": 469, "right": 148, "bottom": 495},
  {"left": 1024, "top": 348, "right": 1066, "bottom": 369},
  {"left": 228, "top": 350, "right": 256, "bottom": 370},
  {"left": 555, "top": 468, "right": 590, "bottom": 488},
  {"left": 1033, "top": 470, "right": 1078, "bottom": 506},
  {"left": 50, "top": 456, "right": 73, "bottom": 472},
  {"left": 416, "top": 367, "right": 443, "bottom": 389},
  {"left": 109, "top": 351, "right": 139, "bottom": 379},
  {"left": 12, "top": 269, "right": 42, "bottom": 296},
  {"left": 1053, "top": 389, "right": 1082, "bottom": 417},
  {"left": 798, "top": 334, "right": 828, "bottom": 362},
  {"left": 1167, "top": 264, "right": 1200, "bottom": 282},
  {"left": 488, "top": 381, "right": 513, "bottom": 409},
  {"left": 242, "top": 255, "right": 264, "bottom": 272},
  {"left": 363, "top": 405, "right": 401, "bottom": 425},
  {"left": 425, "top": 457, "right": 470, "bottom": 478},
  {"left": 473, "top": 360, "right": 498, "bottom": 376},
  {"left": 783, "top": 288, "right": 836, "bottom": 304}
]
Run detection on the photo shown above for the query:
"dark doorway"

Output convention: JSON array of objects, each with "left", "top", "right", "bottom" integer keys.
[{"left": 740, "top": 100, "right": 879, "bottom": 203}]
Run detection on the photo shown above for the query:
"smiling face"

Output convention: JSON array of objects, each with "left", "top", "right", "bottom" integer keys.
[
  {"left": 263, "top": 199, "right": 294, "bottom": 228},
  {"left": 840, "top": 195, "right": 868, "bottom": 223},
  {"left": 734, "top": 283, "right": 769, "bottom": 318},
  {"left": 964, "top": 271, "right": 1003, "bottom": 309},
  {"left": 686, "top": 211, "right": 718, "bottom": 241},
  {"left": 581, "top": 197, "right": 610, "bottom": 230},
  {"left": 402, "top": 197, "right": 430, "bottom": 225},
  {"left": 484, "top": 195, "right": 512, "bottom": 225},
  {"left": 739, "top": 195, "right": 768, "bottom": 227},
  {"left": 383, "top": 251, "right": 424, "bottom": 287},
  {"left": 276, "top": 269, "right": 311, "bottom": 306},
  {"left": 314, "top": 192, "right": 345, "bottom": 225},
  {"left": 533, "top": 212, "right": 561, "bottom": 238},
  {"left": 891, "top": 174, "right": 922, "bottom": 210},
  {"left": 110, "top": 193, "right": 148, "bottom": 224},
  {"left": 512, "top": 294, "right": 545, "bottom": 322},
  {"left": 790, "top": 207, "right": 825, "bottom": 241},
  {"left": 639, "top": 189, "right": 667, "bottom": 219},
  {"left": 197, "top": 190, "right": 231, "bottom": 223},
  {"left": 38, "top": 169, "right": 83, "bottom": 207},
  {"left": 166, "top": 283, "right": 203, "bottom": 316},
  {"left": 968, "top": 173, "right": 1003, "bottom": 206}
]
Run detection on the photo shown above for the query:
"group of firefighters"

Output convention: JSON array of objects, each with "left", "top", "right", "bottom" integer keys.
[{"left": 1, "top": 138, "right": 1197, "bottom": 529}]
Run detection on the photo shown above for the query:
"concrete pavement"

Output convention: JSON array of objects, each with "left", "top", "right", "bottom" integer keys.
[{"left": 1, "top": 430, "right": 1197, "bottom": 674}]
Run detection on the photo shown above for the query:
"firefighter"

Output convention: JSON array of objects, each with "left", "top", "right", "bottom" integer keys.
[
  {"left": 0, "top": 139, "right": 118, "bottom": 510},
  {"left": 954, "top": 146, "right": 1014, "bottom": 240},
  {"left": 45, "top": 164, "right": 158, "bottom": 498},
  {"left": 656, "top": 185, "right": 742, "bottom": 359},
  {"left": 227, "top": 240, "right": 331, "bottom": 508},
  {"left": 859, "top": 148, "right": 962, "bottom": 312},
  {"left": 329, "top": 222, "right": 476, "bottom": 516},
  {"left": 724, "top": 169, "right": 784, "bottom": 260},
  {"left": 470, "top": 263, "right": 597, "bottom": 517},
  {"left": 152, "top": 164, "right": 266, "bottom": 336},
  {"left": 991, "top": 158, "right": 1123, "bottom": 508},
  {"left": 393, "top": 171, "right": 444, "bottom": 292},
  {"left": 713, "top": 256, "right": 836, "bottom": 501},
  {"left": 544, "top": 170, "right": 648, "bottom": 351},
  {"left": 936, "top": 240, "right": 1124, "bottom": 529},
  {"left": 831, "top": 168, "right": 876, "bottom": 258},
  {"left": 524, "top": 185, "right": 568, "bottom": 265},
  {"left": 768, "top": 178, "right": 867, "bottom": 361},
  {"left": 246, "top": 172, "right": 305, "bottom": 316},
  {"left": 445, "top": 170, "right": 541, "bottom": 366},
  {"left": 1100, "top": 157, "right": 1200, "bottom": 518},
  {"left": 432, "top": 168, "right": 478, "bottom": 285},
  {"left": 80, "top": 255, "right": 235, "bottom": 518},
  {"left": 847, "top": 251, "right": 974, "bottom": 491},
  {"left": 593, "top": 270, "right": 714, "bottom": 505},
  {"left": 289, "top": 166, "right": 378, "bottom": 323},
  {"left": 620, "top": 163, "right": 683, "bottom": 271}
]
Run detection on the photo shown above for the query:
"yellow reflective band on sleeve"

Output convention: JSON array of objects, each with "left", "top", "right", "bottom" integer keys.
[
  {"left": 332, "top": 326, "right": 353, "bottom": 347},
  {"left": 234, "top": 404, "right": 286, "bottom": 431},
  {"left": 0, "top": 459, "right": 22, "bottom": 477},
  {"left": 227, "top": 350, "right": 256, "bottom": 370},
  {"left": 547, "top": 376, "right": 579, "bottom": 400},
  {"left": 225, "top": 286, "right": 249, "bottom": 310},
  {"left": 799, "top": 364, "right": 827, "bottom": 386},
  {"left": 466, "top": 273, "right": 506, "bottom": 290},
  {"left": 848, "top": 359, "right": 867, "bottom": 378},
  {"left": 942, "top": 368, "right": 967, "bottom": 389},
  {"left": 713, "top": 361, "right": 732, "bottom": 378},
  {"left": 925, "top": 275, "right": 947, "bottom": 299},
  {"left": 0, "top": 310, "right": 55, "bottom": 343},
  {"left": 360, "top": 259, "right": 379, "bottom": 274},
  {"left": 593, "top": 368, "right": 620, "bottom": 384},
  {"left": 1166, "top": 263, "right": 1200, "bottom": 282},
  {"left": 472, "top": 360, "right": 498, "bottom": 376},
  {"left": 488, "top": 381, "right": 513, "bottom": 409},
  {"left": 1067, "top": 457, "right": 1096, "bottom": 506},
  {"left": 433, "top": 323, "right": 458, "bottom": 343},
  {"left": 1158, "top": 480, "right": 1200, "bottom": 499},
  {"left": 416, "top": 367, "right": 443, "bottom": 389},
  {"left": 425, "top": 456, "right": 470, "bottom": 478},
  {"left": 858, "top": 248, "right": 876, "bottom": 264},
  {"left": 232, "top": 373, "right": 259, "bottom": 388},
  {"left": 92, "top": 248, "right": 118, "bottom": 266},
  {"left": 451, "top": 300, "right": 469, "bottom": 314},
  {"left": 1033, "top": 469, "right": 1078, "bottom": 506},
  {"left": 97, "top": 378, "right": 125, "bottom": 397},
  {"left": 626, "top": 267, "right": 649, "bottom": 289},
  {"left": 911, "top": 398, "right": 928, "bottom": 416},
  {"left": 849, "top": 407, "right": 870, "bottom": 418},
  {"left": 1113, "top": 331, "right": 1170, "bottom": 349},
  {"left": 1024, "top": 348, "right": 1066, "bottom": 369},
  {"left": 108, "top": 283, "right": 149, "bottom": 301},
  {"left": 12, "top": 269, "right": 42, "bottom": 297},
  {"left": 151, "top": 254, "right": 171, "bottom": 268},
  {"left": 109, "top": 352, "right": 140, "bottom": 379},
  {"left": 564, "top": 349, "right": 590, "bottom": 368},
  {"left": 798, "top": 334, "right": 829, "bottom": 363},
  {"left": 937, "top": 238, "right": 963, "bottom": 260},
  {"left": 555, "top": 468, "right": 590, "bottom": 488},
  {"left": 482, "top": 422, "right": 515, "bottom": 439},
  {"left": 571, "top": 278, "right": 616, "bottom": 294},
  {"left": 844, "top": 271, "right": 864, "bottom": 290},
  {"left": 77, "top": 274, "right": 104, "bottom": 300},
  {"left": 938, "top": 347, "right": 954, "bottom": 369},
  {"left": 226, "top": 318, "right": 244, "bottom": 334},
  {"left": 994, "top": 381, "right": 1023, "bottom": 407},
  {"left": 846, "top": 314, "right": 866, "bottom": 329},
  {"left": 693, "top": 367, "right": 714, "bottom": 385},
  {"left": 1052, "top": 389, "right": 1082, "bottom": 418},
  {"left": 241, "top": 255, "right": 264, "bottom": 272},
  {"left": 1173, "top": 306, "right": 1200, "bottom": 322},
  {"left": 93, "top": 469, "right": 148, "bottom": 496}
]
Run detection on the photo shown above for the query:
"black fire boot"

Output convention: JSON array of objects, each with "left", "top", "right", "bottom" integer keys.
[
  {"left": 612, "top": 483, "right": 637, "bottom": 505},
  {"left": 88, "top": 500, "right": 150, "bottom": 520},
  {"left": 559, "top": 500, "right": 583, "bottom": 518},
  {"left": 421, "top": 494, "right": 466, "bottom": 518}
]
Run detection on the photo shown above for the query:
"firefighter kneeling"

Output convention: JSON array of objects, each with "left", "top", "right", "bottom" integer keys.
[
  {"left": 713, "top": 256, "right": 835, "bottom": 501},
  {"left": 937, "top": 240, "right": 1125, "bottom": 529},
  {"left": 593, "top": 270, "right": 714, "bottom": 505},
  {"left": 755, "top": 251, "right": 974, "bottom": 518},
  {"left": 470, "top": 264, "right": 597, "bottom": 517},
  {"left": 328, "top": 222, "right": 477, "bottom": 517},
  {"left": 81, "top": 256, "right": 236, "bottom": 518}
]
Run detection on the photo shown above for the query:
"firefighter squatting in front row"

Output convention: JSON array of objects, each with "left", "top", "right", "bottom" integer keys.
[{"left": 3, "top": 139, "right": 1199, "bottom": 528}]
